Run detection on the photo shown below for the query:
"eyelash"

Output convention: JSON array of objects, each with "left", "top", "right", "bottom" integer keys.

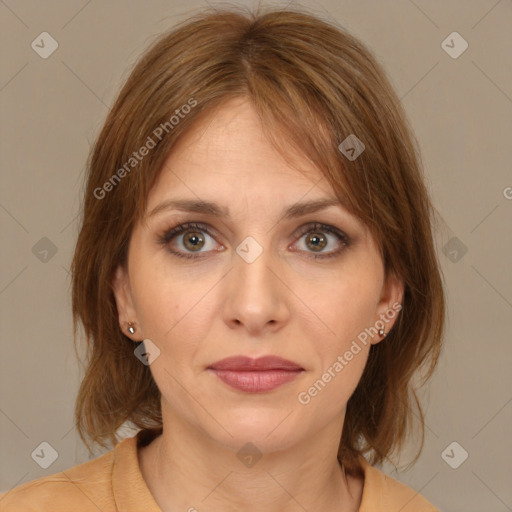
[{"left": 157, "top": 222, "right": 351, "bottom": 260}]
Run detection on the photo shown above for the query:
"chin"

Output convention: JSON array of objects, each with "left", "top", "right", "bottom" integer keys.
[{"left": 208, "top": 409, "right": 304, "bottom": 453}]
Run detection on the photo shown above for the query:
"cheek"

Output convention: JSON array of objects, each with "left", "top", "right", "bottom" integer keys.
[
  {"left": 129, "top": 263, "right": 222, "bottom": 371},
  {"left": 295, "top": 267, "right": 382, "bottom": 352},
  {"left": 296, "top": 284, "right": 374, "bottom": 416},
  {"left": 129, "top": 255, "right": 206, "bottom": 337},
  {"left": 297, "top": 264, "right": 382, "bottom": 412}
]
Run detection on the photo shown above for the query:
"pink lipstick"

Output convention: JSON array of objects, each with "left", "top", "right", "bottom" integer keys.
[{"left": 208, "top": 355, "right": 304, "bottom": 393}]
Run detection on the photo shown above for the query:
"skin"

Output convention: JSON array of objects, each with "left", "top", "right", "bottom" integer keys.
[{"left": 113, "top": 97, "right": 403, "bottom": 512}]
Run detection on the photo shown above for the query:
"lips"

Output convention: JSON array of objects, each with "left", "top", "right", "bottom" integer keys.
[
  {"left": 208, "top": 355, "right": 304, "bottom": 393},
  {"left": 208, "top": 355, "right": 303, "bottom": 371}
]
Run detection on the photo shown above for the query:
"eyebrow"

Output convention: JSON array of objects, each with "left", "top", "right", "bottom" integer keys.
[{"left": 147, "top": 197, "right": 347, "bottom": 222}]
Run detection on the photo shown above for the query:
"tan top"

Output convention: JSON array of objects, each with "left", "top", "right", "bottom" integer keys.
[{"left": 0, "top": 428, "right": 438, "bottom": 511}]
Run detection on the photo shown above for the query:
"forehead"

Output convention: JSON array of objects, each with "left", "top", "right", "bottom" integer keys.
[{"left": 148, "top": 97, "right": 334, "bottom": 206}]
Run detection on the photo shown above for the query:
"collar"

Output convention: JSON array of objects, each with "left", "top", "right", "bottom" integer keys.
[{"left": 112, "top": 428, "right": 163, "bottom": 511}]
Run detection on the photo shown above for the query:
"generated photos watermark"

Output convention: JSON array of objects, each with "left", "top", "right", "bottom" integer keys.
[
  {"left": 93, "top": 97, "right": 197, "bottom": 200},
  {"left": 297, "top": 302, "right": 402, "bottom": 405}
]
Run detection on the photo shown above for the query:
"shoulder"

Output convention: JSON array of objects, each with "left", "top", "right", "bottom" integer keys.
[
  {"left": 358, "top": 456, "right": 439, "bottom": 512},
  {"left": 0, "top": 447, "right": 116, "bottom": 511}
]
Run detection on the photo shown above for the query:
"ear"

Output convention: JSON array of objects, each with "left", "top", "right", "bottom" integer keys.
[
  {"left": 112, "top": 264, "right": 140, "bottom": 339},
  {"left": 371, "top": 270, "right": 404, "bottom": 345}
]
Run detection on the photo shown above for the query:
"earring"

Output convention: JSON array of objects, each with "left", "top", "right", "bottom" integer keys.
[
  {"left": 127, "top": 322, "right": 136, "bottom": 335},
  {"left": 378, "top": 328, "right": 386, "bottom": 337}
]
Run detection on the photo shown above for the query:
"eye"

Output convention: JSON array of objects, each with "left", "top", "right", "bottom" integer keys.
[
  {"left": 158, "top": 221, "right": 351, "bottom": 261},
  {"left": 158, "top": 222, "right": 222, "bottom": 259},
  {"left": 292, "top": 222, "right": 350, "bottom": 260}
]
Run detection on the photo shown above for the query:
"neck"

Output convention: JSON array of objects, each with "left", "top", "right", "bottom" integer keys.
[{"left": 138, "top": 417, "right": 362, "bottom": 512}]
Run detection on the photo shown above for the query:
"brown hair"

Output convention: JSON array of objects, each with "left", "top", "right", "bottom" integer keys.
[{"left": 71, "top": 5, "right": 445, "bottom": 475}]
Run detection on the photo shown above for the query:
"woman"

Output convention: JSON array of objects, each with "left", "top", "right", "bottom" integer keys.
[{"left": 1, "top": 6, "right": 444, "bottom": 511}]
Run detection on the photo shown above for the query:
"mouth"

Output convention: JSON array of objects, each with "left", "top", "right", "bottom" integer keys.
[{"left": 207, "top": 355, "right": 304, "bottom": 393}]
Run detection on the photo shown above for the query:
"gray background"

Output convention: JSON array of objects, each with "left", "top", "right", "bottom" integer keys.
[{"left": 1, "top": 0, "right": 511, "bottom": 510}]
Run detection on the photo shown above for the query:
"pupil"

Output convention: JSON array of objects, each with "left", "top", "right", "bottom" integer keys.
[
  {"left": 308, "top": 233, "right": 326, "bottom": 251},
  {"left": 185, "top": 232, "right": 204, "bottom": 250}
]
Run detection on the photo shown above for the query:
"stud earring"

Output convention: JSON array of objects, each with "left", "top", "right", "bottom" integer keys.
[
  {"left": 127, "top": 323, "right": 136, "bottom": 335},
  {"left": 378, "top": 328, "right": 386, "bottom": 337}
]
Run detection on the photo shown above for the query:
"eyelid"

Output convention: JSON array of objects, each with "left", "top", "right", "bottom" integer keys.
[
  {"left": 292, "top": 222, "right": 350, "bottom": 244},
  {"left": 159, "top": 221, "right": 220, "bottom": 244}
]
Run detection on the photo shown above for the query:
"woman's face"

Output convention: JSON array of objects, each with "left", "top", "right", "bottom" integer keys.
[{"left": 113, "top": 97, "right": 403, "bottom": 454}]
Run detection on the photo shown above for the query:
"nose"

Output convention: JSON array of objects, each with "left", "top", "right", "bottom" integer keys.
[{"left": 222, "top": 239, "right": 290, "bottom": 336}]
